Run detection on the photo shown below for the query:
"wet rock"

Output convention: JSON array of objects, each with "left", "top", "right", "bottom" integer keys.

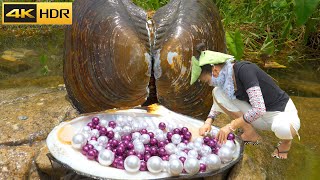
[
  {"left": 0, "top": 87, "right": 76, "bottom": 146},
  {"left": 35, "top": 145, "right": 66, "bottom": 177},
  {"left": 0, "top": 59, "right": 31, "bottom": 74},
  {"left": 228, "top": 154, "right": 266, "bottom": 180},
  {"left": 0, "top": 145, "right": 37, "bottom": 179}
]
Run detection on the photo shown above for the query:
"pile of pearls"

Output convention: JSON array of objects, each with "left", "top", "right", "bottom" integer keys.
[{"left": 71, "top": 116, "right": 237, "bottom": 176}]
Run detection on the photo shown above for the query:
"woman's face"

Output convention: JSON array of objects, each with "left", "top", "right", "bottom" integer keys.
[{"left": 212, "top": 65, "right": 222, "bottom": 78}]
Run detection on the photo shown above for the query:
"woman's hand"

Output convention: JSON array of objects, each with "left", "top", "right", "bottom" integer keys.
[
  {"left": 217, "top": 124, "right": 232, "bottom": 144},
  {"left": 199, "top": 118, "right": 213, "bottom": 136}
]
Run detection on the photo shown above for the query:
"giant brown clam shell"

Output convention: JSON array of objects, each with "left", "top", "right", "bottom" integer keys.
[{"left": 64, "top": 0, "right": 227, "bottom": 119}]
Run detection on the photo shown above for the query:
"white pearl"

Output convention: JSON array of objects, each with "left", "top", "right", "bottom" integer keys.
[
  {"left": 167, "top": 124, "right": 175, "bottom": 131},
  {"left": 193, "top": 142, "right": 202, "bottom": 152},
  {"left": 91, "top": 129, "right": 100, "bottom": 138},
  {"left": 162, "top": 161, "right": 169, "bottom": 172},
  {"left": 218, "top": 147, "right": 233, "bottom": 163},
  {"left": 205, "top": 154, "right": 221, "bottom": 171},
  {"left": 98, "top": 150, "right": 115, "bottom": 166},
  {"left": 113, "top": 133, "right": 121, "bottom": 141},
  {"left": 71, "top": 133, "right": 86, "bottom": 149},
  {"left": 222, "top": 140, "right": 236, "bottom": 153},
  {"left": 114, "top": 127, "right": 122, "bottom": 134},
  {"left": 169, "top": 154, "right": 179, "bottom": 161},
  {"left": 123, "top": 126, "right": 132, "bottom": 135},
  {"left": 171, "top": 134, "right": 182, "bottom": 145},
  {"left": 132, "top": 122, "right": 140, "bottom": 132},
  {"left": 186, "top": 142, "right": 194, "bottom": 150},
  {"left": 140, "top": 134, "right": 150, "bottom": 144},
  {"left": 177, "top": 143, "right": 187, "bottom": 151},
  {"left": 100, "top": 120, "right": 108, "bottom": 127},
  {"left": 147, "top": 156, "right": 163, "bottom": 173},
  {"left": 188, "top": 150, "right": 198, "bottom": 158},
  {"left": 184, "top": 158, "right": 200, "bottom": 175},
  {"left": 177, "top": 124, "right": 184, "bottom": 129},
  {"left": 168, "top": 159, "right": 183, "bottom": 176},
  {"left": 98, "top": 136, "right": 108, "bottom": 145},
  {"left": 194, "top": 137, "right": 204, "bottom": 144},
  {"left": 124, "top": 155, "right": 141, "bottom": 173},
  {"left": 156, "top": 134, "right": 166, "bottom": 141},
  {"left": 134, "top": 144, "right": 145, "bottom": 154},
  {"left": 82, "top": 132, "right": 91, "bottom": 141},
  {"left": 132, "top": 132, "right": 141, "bottom": 140},
  {"left": 88, "top": 140, "right": 98, "bottom": 147},
  {"left": 210, "top": 128, "right": 219, "bottom": 137},
  {"left": 200, "top": 145, "right": 212, "bottom": 156},
  {"left": 95, "top": 145, "right": 104, "bottom": 152},
  {"left": 107, "top": 127, "right": 113, "bottom": 132},
  {"left": 176, "top": 151, "right": 187, "bottom": 158},
  {"left": 154, "top": 129, "right": 163, "bottom": 136},
  {"left": 133, "top": 139, "right": 143, "bottom": 146},
  {"left": 81, "top": 126, "right": 91, "bottom": 133},
  {"left": 165, "top": 143, "right": 176, "bottom": 155}
]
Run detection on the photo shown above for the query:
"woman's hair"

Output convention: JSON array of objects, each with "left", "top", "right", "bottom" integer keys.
[
  {"left": 195, "top": 42, "right": 206, "bottom": 60},
  {"left": 200, "top": 64, "right": 212, "bottom": 75}
]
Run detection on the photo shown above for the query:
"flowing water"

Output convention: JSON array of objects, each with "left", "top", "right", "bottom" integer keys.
[{"left": 0, "top": 27, "right": 319, "bottom": 179}]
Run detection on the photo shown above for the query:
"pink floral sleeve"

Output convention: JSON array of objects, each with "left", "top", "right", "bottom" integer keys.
[
  {"left": 244, "top": 86, "right": 266, "bottom": 123},
  {"left": 207, "top": 104, "right": 221, "bottom": 119}
]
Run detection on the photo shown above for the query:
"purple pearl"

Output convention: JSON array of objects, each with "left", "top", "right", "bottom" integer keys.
[
  {"left": 184, "top": 132, "right": 192, "bottom": 140},
  {"left": 140, "top": 129, "right": 148, "bottom": 134},
  {"left": 148, "top": 132, "right": 155, "bottom": 139},
  {"left": 161, "top": 155, "right": 169, "bottom": 161},
  {"left": 87, "top": 122, "right": 94, "bottom": 129},
  {"left": 203, "top": 136, "right": 211, "bottom": 143},
  {"left": 108, "top": 121, "right": 116, "bottom": 128},
  {"left": 90, "top": 137, "right": 97, "bottom": 141},
  {"left": 124, "top": 135, "right": 132, "bottom": 141},
  {"left": 127, "top": 142, "right": 134, "bottom": 150},
  {"left": 214, "top": 147, "right": 220, "bottom": 154},
  {"left": 127, "top": 150, "right": 136, "bottom": 156},
  {"left": 182, "top": 139, "right": 189, "bottom": 144},
  {"left": 116, "top": 146, "right": 125, "bottom": 155},
  {"left": 116, "top": 160, "right": 124, "bottom": 169},
  {"left": 145, "top": 146, "right": 151, "bottom": 152},
  {"left": 86, "top": 150, "right": 95, "bottom": 160},
  {"left": 207, "top": 140, "right": 216, "bottom": 148},
  {"left": 180, "top": 134, "right": 184, "bottom": 140},
  {"left": 111, "top": 160, "right": 117, "bottom": 168},
  {"left": 158, "top": 147, "right": 166, "bottom": 156},
  {"left": 107, "top": 131, "right": 115, "bottom": 139},
  {"left": 81, "top": 145, "right": 90, "bottom": 155},
  {"left": 149, "top": 138, "right": 158, "bottom": 146},
  {"left": 150, "top": 146, "right": 157, "bottom": 156},
  {"left": 165, "top": 139, "right": 170, "bottom": 144},
  {"left": 179, "top": 157, "right": 186, "bottom": 163},
  {"left": 95, "top": 125, "right": 101, "bottom": 130},
  {"left": 158, "top": 141, "right": 166, "bottom": 148},
  {"left": 118, "top": 143, "right": 126, "bottom": 149},
  {"left": 183, "top": 149, "right": 189, "bottom": 154},
  {"left": 166, "top": 132, "right": 173, "bottom": 140},
  {"left": 137, "top": 154, "right": 144, "bottom": 160},
  {"left": 112, "top": 149, "right": 117, "bottom": 153},
  {"left": 106, "top": 146, "right": 112, "bottom": 151},
  {"left": 92, "top": 117, "right": 100, "bottom": 125},
  {"left": 144, "top": 154, "right": 151, "bottom": 161},
  {"left": 158, "top": 122, "right": 166, "bottom": 130},
  {"left": 116, "top": 156, "right": 124, "bottom": 161},
  {"left": 173, "top": 128, "right": 181, "bottom": 134},
  {"left": 99, "top": 127, "right": 108, "bottom": 135},
  {"left": 227, "top": 133, "right": 236, "bottom": 140},
  {"left": 87, "top": 144, "right": 94, "bottom": 150},
  {"left": 200, "top": 163, "right": 206, "bottom": 172},
  {"left": 93, "top": 149, "right": 98, "bottom": 156},
  {"left": 111, "top": 139, "right": 119, "bottom": 148},
  {"left": 181, "top": 127, "right": 189, "bottom": 135},
  {"left": 140, "top": 161, "right": 147, "bottom": 171}
]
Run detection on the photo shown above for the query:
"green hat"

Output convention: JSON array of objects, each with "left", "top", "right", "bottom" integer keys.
[{"left": 190, "top": 50, "right": 234, "bottom": 85}]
